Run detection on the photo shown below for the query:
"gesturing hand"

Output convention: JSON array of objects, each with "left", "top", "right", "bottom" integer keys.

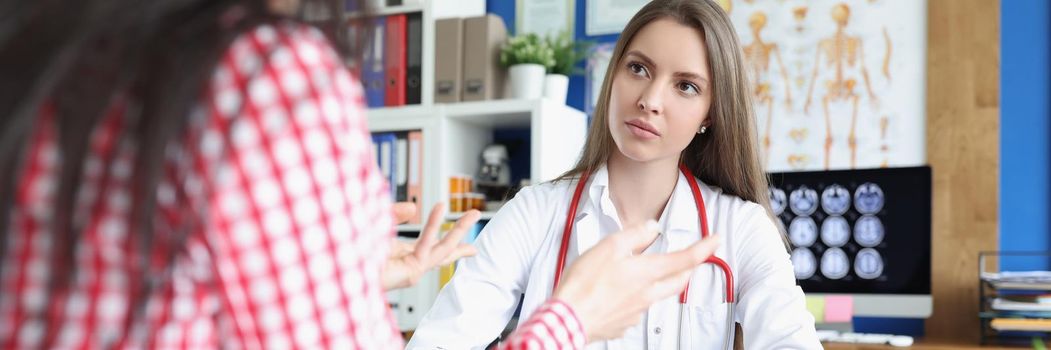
[
  {"left": 382, "top": 202, "right": 481, "bottom": 290},
  {"left": 553, "top": 220, "right": 721, "bottom": 342}
]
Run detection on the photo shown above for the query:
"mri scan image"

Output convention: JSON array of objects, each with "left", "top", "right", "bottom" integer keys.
[
  {"left": 792, "top": 248, "right": 817, "bottom": 280},
  {"left": 854, "top": 215, "right": 886, "bottom": 247},
  {"left": 854, "top": 248, "right": 885, "bottom": 279},
  {"left": 821, "top": 184, "right": 851, "bottom": 216},
  {"left": 820, "top": 247, "right": 850, "bottom": 280},
  {"left": 770, "top": 187, "right": 788, "bottom": 215},
  {"left": 854, "top": 182, "right": 885, "bottom": 214},
  {"left": 820, "top": 216, "right": 851, "bottom": 247},
  {"left": 790, "top": 186, "right": 819, "bottom": 216},
  {"left": 789, "top": 216, "right": 818, "bottom": 247}
]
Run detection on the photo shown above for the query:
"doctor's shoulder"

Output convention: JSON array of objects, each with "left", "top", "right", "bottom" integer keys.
[
  {"left": 695, "top": 179, "right": 782, "bottom": 243},
  {"left": 487, "top": 179, "right": 575, "bottom": 230}
]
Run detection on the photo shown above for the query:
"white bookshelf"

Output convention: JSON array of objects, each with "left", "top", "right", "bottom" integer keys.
[
  {"left": 442, "top": 98, "right": 588, "bottom": 200},
  {"left": 367, "top": 97, "right": 584, "bottom": 330},
  {"left": 368, "top": 99, "right": 587, "bottom": 332},
  {"left": 368, "top": 99, "right": 587, "bottom": 232},
  {"left": 356, "top": 0, "right": 589, "bottom": 333}
]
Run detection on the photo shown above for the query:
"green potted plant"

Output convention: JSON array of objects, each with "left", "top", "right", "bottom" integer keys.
[
  {"left": 500, "top": 33, "right": 554, "bottom": 99},
  {"left": 545, "top": 31, "right": 594, "bottom": 104}
]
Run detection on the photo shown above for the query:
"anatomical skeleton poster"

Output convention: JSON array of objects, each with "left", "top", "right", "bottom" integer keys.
[{"left": 722, "top": 0, "right": 926, "bottom": 171}]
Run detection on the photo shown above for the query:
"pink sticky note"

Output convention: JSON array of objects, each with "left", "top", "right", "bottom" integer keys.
[{"left": 824, "top": 296, "right": 854, "bottom": 323}]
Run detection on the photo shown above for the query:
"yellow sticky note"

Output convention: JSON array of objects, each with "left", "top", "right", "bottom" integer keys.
[{"left": 806, "top": 296, "right": 826, "bottom": 323}]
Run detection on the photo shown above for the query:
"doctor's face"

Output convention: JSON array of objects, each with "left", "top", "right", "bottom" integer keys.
[{"left": 608, "top": 18, "right": 712, "bottom": 164}]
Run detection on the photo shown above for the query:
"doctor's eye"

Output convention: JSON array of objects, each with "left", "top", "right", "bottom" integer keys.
[
  {"left": 677, "top": 81, "right": 700, "bottom": 96},
  {"left": 627, "top": 61, "right": 650, "bottom": 78}
]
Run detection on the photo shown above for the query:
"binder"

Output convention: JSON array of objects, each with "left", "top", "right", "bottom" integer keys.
[
  {"left": 405, "top": 12, "right": 423, "bottom": 105},
  {"left": 395, "top": 135, "right": 408, "bottom": 202},
  {"left": 344, "top": 0, "right": 359, "bottom": 12},
  {"left": 384, "top": 14, "right": 408, "bottom": 106},
  {"left": 371, "top": 139, "right": 379, "bottom": 168},
  {"left": 407, "top": 131, "right": 423, "bottom": 224},
  {"left": 371, "top": 133, "right": 398, "bottom": 198},
  {"left": 344, "top": 20, "right": 364, "bottom": 75},
  {"left": 461, "top": 15, "right": 508, "bottom": 101},
  {"left": 363, "top": 17, "right": 386, "bottom": 108},
  {"left": 434, "top": 18, "right": 463, "bottom": 103}
]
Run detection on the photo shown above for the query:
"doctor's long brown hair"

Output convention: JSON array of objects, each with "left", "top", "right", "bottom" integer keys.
[{"left": 559, "top": 0, "right": 779, "bottom": 232}]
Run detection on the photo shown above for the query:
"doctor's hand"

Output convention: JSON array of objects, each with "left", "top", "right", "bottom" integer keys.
[
  {"left": 552, "top": 220, "right": 721, "bottom": 342},
  {"left": 382, "top": 203, "right": 480, "bottom": 290}
]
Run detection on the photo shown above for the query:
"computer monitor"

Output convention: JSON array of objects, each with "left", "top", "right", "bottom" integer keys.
[{"left": 768, "top": 166, "right": 932, "bottom": 318}]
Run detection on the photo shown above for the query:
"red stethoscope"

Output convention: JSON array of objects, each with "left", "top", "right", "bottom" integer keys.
[{"left": 551, "top": 163, "right": 735, "bottom": 349}]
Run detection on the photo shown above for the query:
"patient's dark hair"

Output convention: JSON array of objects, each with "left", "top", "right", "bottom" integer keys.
[{"left": 0, "top": 0, "right": 365, "bottom": 345}]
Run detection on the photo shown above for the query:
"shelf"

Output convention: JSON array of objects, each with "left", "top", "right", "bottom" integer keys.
[
  {"left": 366, "top": 104, "right": 438, "bottom": 120},
  {"left": 983, "top": 281, "right": 1051, "bottom": 291},
  {"left": 448, "top": 99, "right": 584, "bottom": 128},
  {"left": 395, "top": 212, "right": 496, "bottom": 233},
  {"left": 445, "top": 211, "right": 497, "bottom": 221},
  {"left": 346, "top": 0, "right": 482, "bottom": 20},
  {"left": 366, "top": 99, "right": 583, "bottom": 129},
  {"left": 346, "top": 4, "right": 425, "bottom": 19},
  {"left": 396, "top": 224, "right": 424, "bottom": 232}
]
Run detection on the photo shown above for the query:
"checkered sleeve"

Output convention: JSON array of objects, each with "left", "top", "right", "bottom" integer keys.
[
  {"left": 496, "top": 299, "right": 587, "bottom": 350},
  {"left": 198, "top": 23, "right": 401, "bottom": 349}
]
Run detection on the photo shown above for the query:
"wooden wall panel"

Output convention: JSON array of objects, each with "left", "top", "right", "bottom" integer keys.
[{"left": 925, "top": 0, "right": 1000, "bottom": 343}]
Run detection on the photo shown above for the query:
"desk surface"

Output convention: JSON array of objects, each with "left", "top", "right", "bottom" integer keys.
[{"left": 823, "top": 341, "right": 1027, "bottom": 349}]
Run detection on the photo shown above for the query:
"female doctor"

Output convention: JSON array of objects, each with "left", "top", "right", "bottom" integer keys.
[{"left": 408, "top": 0, "right": 821, "bottom": 348}]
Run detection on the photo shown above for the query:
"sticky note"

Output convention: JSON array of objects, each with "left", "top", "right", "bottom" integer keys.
[
  {"left": 805, "top": 296, "right": 825, "bottom": 323},
  {"left": 824, "top": 295, "right": 854, "bottom": 323}
]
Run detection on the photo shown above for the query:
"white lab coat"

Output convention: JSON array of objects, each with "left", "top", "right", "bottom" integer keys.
[{"left": 407, "top": 166, "right": 821, "bottom": 349}]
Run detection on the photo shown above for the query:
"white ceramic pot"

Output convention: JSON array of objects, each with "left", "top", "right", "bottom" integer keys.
[
  {"left": 509, "top": 63, "right": 546, "bottom": 99},
  {"left": 543, "top": 74, "right": 569, "bottom": 104}
]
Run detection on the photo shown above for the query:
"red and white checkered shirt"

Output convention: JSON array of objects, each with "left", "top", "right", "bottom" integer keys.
[{"left": 1, "top": 22, "right": 585, "bottom": 349}]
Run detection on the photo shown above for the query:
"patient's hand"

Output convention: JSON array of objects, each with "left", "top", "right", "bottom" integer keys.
[
  {"left": 382, "top": 203, "right": 480, "bottom": 290},
  {"left": 553, "top": 221, "right": 720, "bottom": 342}
]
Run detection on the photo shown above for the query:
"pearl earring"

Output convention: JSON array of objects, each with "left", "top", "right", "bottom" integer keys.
[{"left": 699, "top": 126, "right": 708, "bottom": 134}]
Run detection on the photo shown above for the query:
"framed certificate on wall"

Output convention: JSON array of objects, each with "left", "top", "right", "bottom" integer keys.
[
  {"left": 517, "top": 0, "right": 574, "bottom": 36},
  {"left": 585, "top": 0, "right": 648, "bottom": 36}
]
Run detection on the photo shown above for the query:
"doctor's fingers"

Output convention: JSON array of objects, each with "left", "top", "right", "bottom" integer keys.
[
  {"left": 421, "top": 210, "right": 481, "bottom": 264},
  {"left": 636, "top": 235, "right": 721, "bottom": 281}
]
